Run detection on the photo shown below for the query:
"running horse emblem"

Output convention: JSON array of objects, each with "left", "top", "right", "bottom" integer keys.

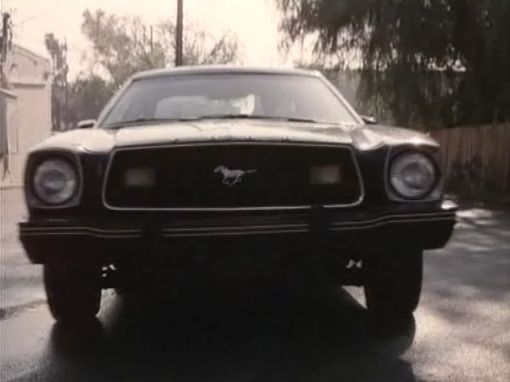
[{"left": 214, "top": 166, "right": 257, "bottom": 187}]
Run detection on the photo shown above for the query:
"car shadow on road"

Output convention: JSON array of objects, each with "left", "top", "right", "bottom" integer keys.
[{"left": 40, "top": 286, "right": 418, "bottom": 382}]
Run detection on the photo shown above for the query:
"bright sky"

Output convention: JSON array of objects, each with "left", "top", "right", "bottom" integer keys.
[{"left": 4, "top": 0, "right": 295, "bottom": 78}]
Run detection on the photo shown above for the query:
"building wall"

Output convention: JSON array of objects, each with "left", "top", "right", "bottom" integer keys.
[
  {"left": 0, "top": 45, "right": 51, "bottom": 188},
  {"left": 0, "top": 89, "right": 20, "bottom": 187},
  {"left": 5, "top": 45, "right": 51, "bottom": 86},
  {"left": 13, "top": 84, "right": 52, "bottom": 155}
]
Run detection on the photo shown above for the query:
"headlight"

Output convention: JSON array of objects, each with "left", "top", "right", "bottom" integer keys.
[
  {"left": 389, "top": 152, "right": 437, "bottom": 199},
  {"left": 32, "top": 158, "right": 78, "bottom": 205}
]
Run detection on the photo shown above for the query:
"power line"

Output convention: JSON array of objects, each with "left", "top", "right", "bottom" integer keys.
[{"left": 14, "top": 0, "right": 74, "bottom": 26}]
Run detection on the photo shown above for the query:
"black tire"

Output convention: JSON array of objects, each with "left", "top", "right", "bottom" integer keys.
[
  {"left": 364, "top": 250, "right": 423, "bottom": 319},
  {"left": 44, "top": 265, "right": 101, "bottom": 323}
]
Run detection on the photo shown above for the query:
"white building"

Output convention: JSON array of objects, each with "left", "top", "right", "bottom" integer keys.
[{"left": 0, "top": 44, "right": 52, "bottom": 188}]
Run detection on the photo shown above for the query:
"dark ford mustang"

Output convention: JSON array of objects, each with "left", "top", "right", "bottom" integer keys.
[{"left": 19, "top": 66, "right": 456, "bottom": 323}]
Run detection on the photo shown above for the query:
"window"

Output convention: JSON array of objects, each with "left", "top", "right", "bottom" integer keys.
[{"left": 102, "top": 73, "right": 359, "bottom": 127}]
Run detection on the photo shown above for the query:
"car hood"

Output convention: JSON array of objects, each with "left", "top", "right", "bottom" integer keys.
[
  {"left": 113, "top": 119, "right": 355, "bottom": 147},
  {"left": 31, "top": 119, "right": 438, "bottom": 153}
]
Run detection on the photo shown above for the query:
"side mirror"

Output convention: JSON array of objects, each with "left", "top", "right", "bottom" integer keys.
[
  {"left": 77, "top": 119, "right": 96, "bottom": 129},
  {"left": 361, "top": 115, "right": 377, "bottom": 125}
]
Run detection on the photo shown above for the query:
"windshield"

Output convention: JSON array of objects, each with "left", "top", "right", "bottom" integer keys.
[{"left": 100, "top": 73, "right": 360, "bottom": 127}]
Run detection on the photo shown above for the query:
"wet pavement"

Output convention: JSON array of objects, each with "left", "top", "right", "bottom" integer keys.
[{"left": 1, "top": 188, "right": 509, "bottom": 381}]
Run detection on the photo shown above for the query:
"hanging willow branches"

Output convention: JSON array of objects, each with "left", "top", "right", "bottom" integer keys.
[{"left": 277, "top": 0, "right": 510, "bottom": 128}]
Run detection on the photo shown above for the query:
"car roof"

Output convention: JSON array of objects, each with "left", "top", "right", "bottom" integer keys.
[{"left": 131, "top": 65, "right": 322, "bottom": 81}]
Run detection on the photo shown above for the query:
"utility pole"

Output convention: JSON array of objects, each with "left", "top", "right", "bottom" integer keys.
[
  {"left": 149, "top": 25, "right": 154, "bottom": 57},
  {"left": 175, "top": 0, "right": 183, "bottom": 66},
  {"left": 62, "top": 39, "right": 68, "bottom": 130}
]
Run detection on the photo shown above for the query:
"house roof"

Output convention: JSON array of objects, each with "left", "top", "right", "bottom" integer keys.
[{"left": 12, "top": 44, "right": 50, "bottom": 64}]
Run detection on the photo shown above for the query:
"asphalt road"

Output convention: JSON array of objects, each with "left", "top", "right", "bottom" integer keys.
[{"left": 1, "top": 188, "right": 509, "bottom": 382}]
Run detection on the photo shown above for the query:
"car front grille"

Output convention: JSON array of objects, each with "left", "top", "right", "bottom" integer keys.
[{"left": 103, "top": 144, "right": 363, "bottom": 210}]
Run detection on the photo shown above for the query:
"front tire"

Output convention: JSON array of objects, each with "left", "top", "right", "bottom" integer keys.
[
  {"left": 44, "top": 265, "right": 101, "bottom": 323},
  {"left": 364, "top": 250, "right": 423, "bottom": 319}
]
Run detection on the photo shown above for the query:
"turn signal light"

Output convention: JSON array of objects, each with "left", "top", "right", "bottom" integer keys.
[
  {"left": 124, "top": 167, "right": 156, "bottom": 188},
  {"left": 310, "top": 165, "right": 342, "bottom": 185}
]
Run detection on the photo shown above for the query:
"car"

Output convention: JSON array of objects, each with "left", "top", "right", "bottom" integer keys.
[{"left": 18, "top": 66, "right": 457, "bottom": 323}]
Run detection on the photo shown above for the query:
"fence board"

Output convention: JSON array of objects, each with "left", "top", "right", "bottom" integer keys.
[{"left": 431, "top": 123, "right": 510, "bottom": 193}]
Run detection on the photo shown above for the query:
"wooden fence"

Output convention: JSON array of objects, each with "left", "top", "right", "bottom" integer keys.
[{"left": 431, "top": 123, "right": 510, "bottom": 194}]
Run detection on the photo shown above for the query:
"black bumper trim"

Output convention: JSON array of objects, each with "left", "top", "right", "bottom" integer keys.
[
  {"left": 19, "top": 211, "right": 456, "bottom": 238},
  {"left": 19, "top": 203, "right": 458, "bottom": 264},
  {"left": 19, "top": 227, "right": 142, "bottom": 238}
]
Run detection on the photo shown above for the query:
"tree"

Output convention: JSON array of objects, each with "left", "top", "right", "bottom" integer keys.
[
  {"left": 81, "top": 9, "right": 239, "bottom": 87},
  {"left": 277, "top": 0, "right": 510, "bottom": 128},
  {"left": 1, "top": 12, "right": 13, "bottom": 87},
  {"left": 66, "top": 75, "right": 115, "bottom": 126},
  {"left": 45, "top": 33, "right": 69, "bottom": 131},
  {"left": 46, "top": 9, "right": 240, "bottom": 127}
]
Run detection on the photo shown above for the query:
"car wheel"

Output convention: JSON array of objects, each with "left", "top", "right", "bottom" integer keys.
[
  {"left": 364, "top": 250, "right": 423, "bottom": 319},
  {"left": 44, "top": 264, "right": 101, "bottom": 323}
]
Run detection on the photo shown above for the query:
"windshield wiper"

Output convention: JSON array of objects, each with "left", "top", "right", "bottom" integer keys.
[
  {"left": 192, "top": 114, "right": 328, "bottom": 124},
  {"left": 104, "top": 117, "right": 200, "bottom": 129},
  {"left": 104, "top": 115, "right": 339, "bottom": 129}
]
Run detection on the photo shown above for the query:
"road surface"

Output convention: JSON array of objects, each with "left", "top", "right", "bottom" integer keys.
[{"left": 1, "top": 188, "right": 509, "bottom": 381}]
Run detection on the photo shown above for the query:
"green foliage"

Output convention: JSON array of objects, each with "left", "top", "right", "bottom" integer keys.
[
  {"left": 45, "top": 33, "right": 69, "bottom": 131},
  {"left": 277, "top": 0, "right": 510, "bottom": 128},
  {"left": 46, "top": 9, "right": 239, "bottom": 127},
  {"left": 81, "top": 10, "right": 167, "bottom": 87},
  {"left": 66, "top": 75, "right": 115, "bottom": 124},
  {"left": 81, "top": 9, "right": 239, "bottom": 87}
]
